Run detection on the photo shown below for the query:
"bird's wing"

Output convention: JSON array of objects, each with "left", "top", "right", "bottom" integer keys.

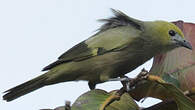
[{"left": 42, "top": 9, "right": 144, "bottom": 71}]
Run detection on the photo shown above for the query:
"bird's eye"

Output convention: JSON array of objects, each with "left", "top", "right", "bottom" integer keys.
[{"left": 169, "top": 30, "right": 176, "bottom": 36}]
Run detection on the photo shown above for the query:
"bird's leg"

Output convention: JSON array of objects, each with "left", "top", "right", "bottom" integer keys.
[
  {"left": 88, "top": 81, "right": 96, "bottom": 90},
  {"left": 108, "top": 76, "right": 132, "bottom": 91},
  {"left": 108, "top": 77, "right": 131, "bottom": 82},
  {"left": 65, "top": 101, "right": 71, "bottom": 110},
  {"left": 108, "top": 69, "right": 148, "bottom": 92},
  {"left": 119, "top": 75, "right": 132, "bottom": 91}
]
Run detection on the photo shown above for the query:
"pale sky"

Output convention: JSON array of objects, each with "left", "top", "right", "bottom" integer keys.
[{"left": 1, "top": 0, "right": 195, "bottom": 110}]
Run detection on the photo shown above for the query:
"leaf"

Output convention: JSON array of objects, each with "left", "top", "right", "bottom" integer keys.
[
  {"left": 158, "top": 82, "right": 195, "bottom": 110},
  {"left": 130, "top": 80, "right": 195, "bottom": 110},
  {"left": 129, "top": 81, "right": 174, "bottom": 101},
  {"left": 71, "top": 89, "right": 139, "bottom": 110}
]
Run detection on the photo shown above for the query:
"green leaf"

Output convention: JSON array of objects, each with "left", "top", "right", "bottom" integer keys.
[
  {"left": 71, "top": 89, "right": 139, "bottom": 110},
  {"left": 158, "top": 82, "right": 195, "bottom": 110},
  {"left": 130, "top": 80, "right": 195, "bottom": 110},
  {"left": 129, "top": 81, "right": 173, "bottom": 101}
]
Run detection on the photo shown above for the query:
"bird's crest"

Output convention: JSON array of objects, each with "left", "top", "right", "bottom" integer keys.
[{"left": 97, "top": 9, "right": 143, "bottom": 34}]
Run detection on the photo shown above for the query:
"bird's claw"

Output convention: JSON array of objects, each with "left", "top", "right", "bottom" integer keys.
[
  {"left": 109, "top": 68, "right": 151, "bottom": 92},
  {"left": 125, "top": 81, "right": 131, "bottom": 91},
  {"left": 108, "top": 77, "right": 132, "bottom": 82}
]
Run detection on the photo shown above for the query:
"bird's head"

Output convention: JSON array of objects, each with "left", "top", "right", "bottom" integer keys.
[{"left": 145, "top": 21, "right": 192, "bottom": 51}]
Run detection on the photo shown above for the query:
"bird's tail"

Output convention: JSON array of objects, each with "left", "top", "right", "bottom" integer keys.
[{"left": 3, "top": 74, "right": 48, "bottom": 102}]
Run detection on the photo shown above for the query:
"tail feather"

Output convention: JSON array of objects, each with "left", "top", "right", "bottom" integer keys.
[{"left": 3, "top": 75, "right": 48, "bottom": 102}]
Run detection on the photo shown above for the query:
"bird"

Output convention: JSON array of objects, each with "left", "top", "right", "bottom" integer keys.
[{"left": 3, "top": 9, "right": 192, "bottom": 102}]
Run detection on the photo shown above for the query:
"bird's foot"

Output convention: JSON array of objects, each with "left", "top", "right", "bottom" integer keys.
[
  {"left": 88, "top": 82, "right": 96, "bottom": 90},
  {"left": 108, "top": 76, "right": 133, "bottom": 91},
  {"left": 108, "top": 77, "right": 132, "bottom": 81},
  {"left": 108, "top": 68, "right": 150, "bottom": 92},
  {"left": 122, "top": 68, "right": 149, "bottom": 91},
  {"left": 111, "top": 69, "right": 165, "bottom": 84},
  {"left": 100, "top": 69, "right": 165, "bottom": 110},
  {"left": 99, "top": 91, "right": 121, "bottom": 110}
]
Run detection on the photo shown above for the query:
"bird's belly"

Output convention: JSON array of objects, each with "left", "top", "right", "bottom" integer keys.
[
  {"left": 107, "top": 54, "right": 151, "bottom": 77},
  {"left": 75, "top": 51, "right": 152, "bottom": 81}
]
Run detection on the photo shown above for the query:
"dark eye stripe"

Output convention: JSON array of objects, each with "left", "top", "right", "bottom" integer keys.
[{"left": 169, "top": 30, "right": 176, "bottom": 36}]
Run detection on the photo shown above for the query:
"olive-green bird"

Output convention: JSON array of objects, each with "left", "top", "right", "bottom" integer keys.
[{"left": 3, "top": 9, "right": 192, "bottom": 101}]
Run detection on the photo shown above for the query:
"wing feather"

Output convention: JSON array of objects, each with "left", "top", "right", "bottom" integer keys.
[{"left": 42, "top": 9, "right": 143, "bottom": 71}]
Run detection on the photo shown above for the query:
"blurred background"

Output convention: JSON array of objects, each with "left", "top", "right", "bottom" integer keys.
[{"left": 0, "top": 0, "right": 195, "bottom": 109}]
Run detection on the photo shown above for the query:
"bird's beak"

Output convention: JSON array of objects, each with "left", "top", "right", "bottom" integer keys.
[
  {"left": 178, "top": 39, "right": 192, "bottom": 50},
  {"left": 174, "top": 34, "right": 192, "bottom": 50}
]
